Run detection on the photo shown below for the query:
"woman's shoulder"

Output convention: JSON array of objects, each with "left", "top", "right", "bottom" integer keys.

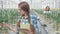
[
  {"left": 18, "top": 15, "right": 40, "bottom": 20},
  {"left": 18, "top": 15, "right": 37, "bottom": 18},
  {"left": 30, "top": 15, "right": 40, "bottom": 20},
  {"left": 30, "top": 15, "right": 37, "bottom": 18}
]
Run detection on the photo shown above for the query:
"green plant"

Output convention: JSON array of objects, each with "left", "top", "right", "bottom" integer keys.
[{"left": 0, "top": 9, "right": 20, "bottom": 24}]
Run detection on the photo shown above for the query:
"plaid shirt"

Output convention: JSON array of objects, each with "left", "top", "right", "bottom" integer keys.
[{"left": 18, "top": 15, "right": 39, "bottom": 34}]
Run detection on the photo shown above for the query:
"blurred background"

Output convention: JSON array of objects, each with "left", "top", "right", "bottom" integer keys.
[
  {"left": 0, "top": 0, "right": 60, "bottom": 34},
  {"left": 0, "top": 0, "right": 60, "bottom": 9}
]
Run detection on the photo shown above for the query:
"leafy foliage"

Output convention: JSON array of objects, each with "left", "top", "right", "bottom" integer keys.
[
  {"left": 0, "top": 9, "right": 20, "bottom": 24},
  {"left": 35, "top": 9, "right": 60, "bottom": 23}
]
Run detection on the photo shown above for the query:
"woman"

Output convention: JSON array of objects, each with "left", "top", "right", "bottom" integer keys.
[
  {"left": 3, "top": 1, "right": 39, "bottom": 34},
  {"left": 43, "top": 6, "right": 51, "bottom": 13}
]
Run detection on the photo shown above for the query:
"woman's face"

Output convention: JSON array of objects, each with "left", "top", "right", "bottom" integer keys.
[
  {"left": 45, "top": 6, "right": 50, "bottom": 11},
  {"left": 18, "top": 8, "right": 25, "bottom": 15}
]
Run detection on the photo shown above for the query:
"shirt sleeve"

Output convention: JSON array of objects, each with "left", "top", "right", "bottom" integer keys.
[
  {"left": 36, "top": 16, "right": 40, "bottom": 34},
  {"left": 31, "top": 15, "right": 39, "bottom": 34}
]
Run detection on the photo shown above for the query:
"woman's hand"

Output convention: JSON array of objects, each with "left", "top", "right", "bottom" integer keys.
[
  {"left": 22, "top": 29, "right": 33, "bottom": 34},
  {"left": 2, "top": 22, "right": 9, "bottom": 27}
]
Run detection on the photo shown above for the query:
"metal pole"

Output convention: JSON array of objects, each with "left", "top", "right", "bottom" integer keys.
[
  {"left": 1, "top": 0, "right": 3, "bottom": 9},
  {"left": 30, "top": 0, "right": 32, "bottom": 4}
]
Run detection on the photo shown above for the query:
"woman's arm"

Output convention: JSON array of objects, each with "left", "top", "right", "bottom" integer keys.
[
  {"left": 8, "top": 25, "right": 16, "bottom": 32},
  {"left": 3, "top": 23, "right": 16, "bottom": 32},
  {"left": 9, "top": 21, "right": 21, "bottom": 32}
]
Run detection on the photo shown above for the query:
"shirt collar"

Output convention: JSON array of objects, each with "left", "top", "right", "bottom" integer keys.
[{"left": 22, "top": 16, "right": 28, "bottom": 19}]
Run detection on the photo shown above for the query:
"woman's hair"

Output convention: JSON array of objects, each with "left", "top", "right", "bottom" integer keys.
[
  {"left": 18, "top": 1, "right": 30, "bottom": 23},
  {"left": 45, "top": 6, "right": 50, "bottom": 11},
  {"left": 17, "top": 1, "right": 35, "bottom": 34}
]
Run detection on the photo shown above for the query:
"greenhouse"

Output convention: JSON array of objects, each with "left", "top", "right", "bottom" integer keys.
[{"left": 0, "top": 0, "right": 60, "bottom": 34}]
